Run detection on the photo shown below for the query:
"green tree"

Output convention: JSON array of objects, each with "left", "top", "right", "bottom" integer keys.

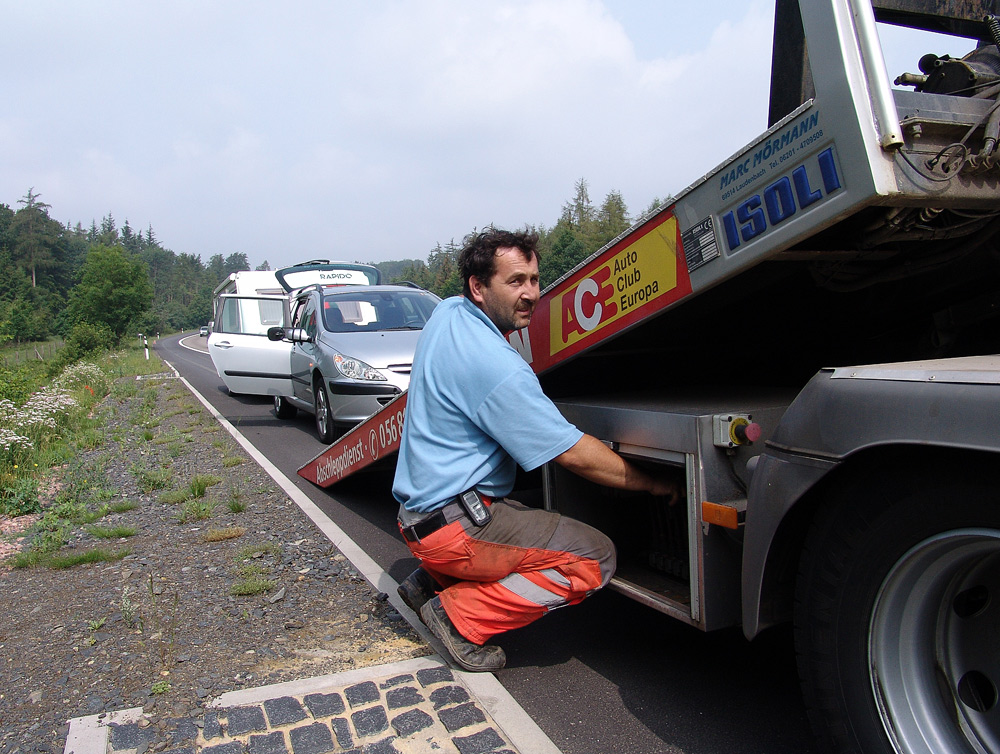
[
  {"left": 596, "top": 190, "right": 631, "bottom": 242},
  {"left": 87, "top": 213, "right": 120, "bottom": 247},
  {"left": 643, "top": 195, "right": 673, "bottom": 217},
  {"left": 394, "top": 258, "right": 431, "bottom": 289},
  {"left": 0, "top": 300, "right": 11, "bottom": 347},
  {"left": 172, "top": 253, "right": 211, "bottom": 328},
  {"left": 0, "top": 254, "right": 51, "bottom": 343},
  {"left": 0, "top": 203, "right": 14, "bottom": 255},
  {"left": 206, "top": 254, "right": 226, "bottom": 286},
  {"left": 377, "top": 259, "right": 423, "bottom": 282},
  {"left": 391, "top": 242, "right": 461, "bottom": 297},
  {"left": 7, "top": 294, "right": 51, "bottom": 342},
  {"left": 562, "top": 179, "right": 595, "bottom": 232},
  {"left": 11, "top": 188, "right": 59, "bottom": 287},
  {"left": 539, "top": 228, "right": 587, "bottom": 288},
  {"left": 140, "top": 245, "right": 177, "bottom": 306},
  {"left": 121, "top": 219, "right": 141, "bottom": 253},
  {"left": 223, "top": 253, "right": 249, "bottom": 276},
  {"left": 67, "top": 245, "right": 153, "bottom": 339},
  {"left": 44, "top": 230, "right": 88, "bottom": 305}
]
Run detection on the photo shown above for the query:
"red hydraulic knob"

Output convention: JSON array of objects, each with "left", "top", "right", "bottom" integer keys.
[{"left": 733, "top": 421, "right": 762, "bottom": 444}]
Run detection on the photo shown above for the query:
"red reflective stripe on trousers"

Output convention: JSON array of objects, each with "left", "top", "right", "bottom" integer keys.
[{"left": 403, "top": 520, "right": 606, "bottom": 645}]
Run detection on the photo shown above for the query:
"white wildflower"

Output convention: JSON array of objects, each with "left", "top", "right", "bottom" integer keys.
[
  {"left": 0, "top": 399, "right": 18, "bottom": 428},
  {"left": 54, "top": 361, "right": 109, "bottom": 394},
  {"left": 3, "top": 386, "right": 78, "bottom": 432},
  {"left": 0, "top": 426, "right": 33, "bottom": 452}
]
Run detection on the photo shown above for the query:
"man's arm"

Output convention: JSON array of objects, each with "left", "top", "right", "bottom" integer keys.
[{"left": 553, "top": 434, "right": 681, "bottom": 503}]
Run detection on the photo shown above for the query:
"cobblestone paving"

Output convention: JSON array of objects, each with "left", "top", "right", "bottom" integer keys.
[{"left": 71, "top": 659, "right": 524, "bottom": 754}]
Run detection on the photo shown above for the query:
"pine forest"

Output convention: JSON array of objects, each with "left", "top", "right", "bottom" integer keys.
[{"left": 0, "top": 182, "right": 669, "bottom": 352}]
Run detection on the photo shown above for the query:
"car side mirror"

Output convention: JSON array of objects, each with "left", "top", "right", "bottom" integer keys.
[{"left": 267, "top": 326, "right": 311, "bottom": 343}]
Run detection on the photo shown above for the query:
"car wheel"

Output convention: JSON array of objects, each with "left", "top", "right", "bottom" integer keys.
[
  {"left": 313, "top": 376, "right": 336, "bottom": 444},
  {"left": 794, "top": 461, "right": 1000, "bottom": 754},
  {"left": 274, "top": 395, "right": 296, "bottom": 419}
]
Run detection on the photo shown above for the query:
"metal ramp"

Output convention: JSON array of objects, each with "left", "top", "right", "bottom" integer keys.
[{"left": 299, "top": 0, "right": 1000, "bottom": 487}]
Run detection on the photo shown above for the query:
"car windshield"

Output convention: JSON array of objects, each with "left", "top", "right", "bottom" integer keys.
[{"left": 322, "top": 289, "right": 439, "bottom": 333}]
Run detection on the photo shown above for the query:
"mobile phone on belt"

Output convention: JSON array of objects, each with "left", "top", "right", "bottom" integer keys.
[{"left": 459, "top": 489, "right": 491, "bottom": 526}]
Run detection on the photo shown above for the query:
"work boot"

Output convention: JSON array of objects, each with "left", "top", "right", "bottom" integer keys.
[
  {"left": 420, "top": 596, "right": 506, "bottom": 672},
  {"left": 397, "top": 567, "right": 439, "bottom": 614}
]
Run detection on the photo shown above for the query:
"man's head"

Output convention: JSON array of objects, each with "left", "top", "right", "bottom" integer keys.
[{"left": 459, "top": 227, "right": 541, "bottom": 332}]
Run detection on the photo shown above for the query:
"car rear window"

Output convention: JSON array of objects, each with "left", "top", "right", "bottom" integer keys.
[{"left": 322, "top": 290, "right": 439, "bottom": 332}]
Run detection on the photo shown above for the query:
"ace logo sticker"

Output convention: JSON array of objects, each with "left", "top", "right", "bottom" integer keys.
[{"left": 510, "top": 209, "right": 692, "bottom": 374}]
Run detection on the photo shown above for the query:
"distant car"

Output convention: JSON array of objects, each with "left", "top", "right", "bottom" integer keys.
[
  {"left": 199, "top": 326, "right": 210, "bottom": 337},
  {"left": 270, "top": 284, "right": 440, "bottom": 442},
  {"left": 207, "top": 261, "right": 382, "bottom": 398}
]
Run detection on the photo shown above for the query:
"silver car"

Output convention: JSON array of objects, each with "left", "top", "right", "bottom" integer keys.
[{"left": 270, "top": 284, "right": 440, "bottom": 442}]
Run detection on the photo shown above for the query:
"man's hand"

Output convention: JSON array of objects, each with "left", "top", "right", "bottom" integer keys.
[
  {"left": 646, "top": 474, "right": 682, "bottom": 506},
  {"left": 555, "top": 434, "right": 684, "bottom": 505}
]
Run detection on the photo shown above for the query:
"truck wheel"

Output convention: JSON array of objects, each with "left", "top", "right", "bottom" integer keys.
[
  {"left": 795, "top": 468, "right": 1000, "bottom": 754},
  {"left": 274, "top": 395, "right": 296, "bottom": 419},
  {"left": 313, "top": 377, "right": 336, "bottom": 444}
]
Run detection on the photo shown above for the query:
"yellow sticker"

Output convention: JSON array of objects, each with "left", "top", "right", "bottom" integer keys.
[{"left": 549, "top": 216, "right": 679, "bottom": 355}]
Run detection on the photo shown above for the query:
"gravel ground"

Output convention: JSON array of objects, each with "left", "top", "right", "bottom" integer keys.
[{"left": 0, "top": 371, "right": 428, "bottom": 753}]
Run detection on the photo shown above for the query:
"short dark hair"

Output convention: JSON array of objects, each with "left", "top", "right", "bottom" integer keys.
[{"left": 458, "top": 227, "right": 540, "bottom": 297}]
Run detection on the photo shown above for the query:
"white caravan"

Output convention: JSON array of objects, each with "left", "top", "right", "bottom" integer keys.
[{"left": 207, "top": 261, "right": 380, "bottom": 396}]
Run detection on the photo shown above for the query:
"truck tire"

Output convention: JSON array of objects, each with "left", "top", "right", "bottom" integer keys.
[
  {"left": 794, "top": 465, "right": 1000, "bottom": 754},
  {"left": 313, "top": 376, "right": 336, "bottom": 444},
  {"left": 274, "top": 395, "right": 296, "bottom": 419}
]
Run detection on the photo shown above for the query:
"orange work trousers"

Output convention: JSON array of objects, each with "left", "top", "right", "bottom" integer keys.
[{"left": 400, "top": 498, "right": 616, "bottom": 645}]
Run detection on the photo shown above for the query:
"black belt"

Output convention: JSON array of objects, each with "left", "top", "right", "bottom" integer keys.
[
  {"left": 400, "top": 509, "right": 449, "bottom": 542},
  {"left": 399, "top": 495, "right": 492, "bottom": 543}
]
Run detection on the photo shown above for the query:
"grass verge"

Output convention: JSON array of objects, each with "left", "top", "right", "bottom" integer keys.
[{"left": 1, "top": 341, "right": 173, "bottom": 568}]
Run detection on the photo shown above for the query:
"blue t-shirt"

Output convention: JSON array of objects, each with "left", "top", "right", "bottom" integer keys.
[{"left": 392, "top": 296, "right": 583, "bottom": 513}]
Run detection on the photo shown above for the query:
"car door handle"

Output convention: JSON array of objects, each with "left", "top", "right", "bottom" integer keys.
[{"left": 215, "top": 341, "right": 234, "bottom": 349}]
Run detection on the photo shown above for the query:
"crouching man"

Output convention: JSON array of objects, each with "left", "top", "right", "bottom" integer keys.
[{"left": 392, "top": 227, "right": 677, "bottom": 672}]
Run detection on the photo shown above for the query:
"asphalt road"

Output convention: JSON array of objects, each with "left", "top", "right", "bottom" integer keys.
[{"left": 156, "top": 332, "right": 817, "bottom": 754}]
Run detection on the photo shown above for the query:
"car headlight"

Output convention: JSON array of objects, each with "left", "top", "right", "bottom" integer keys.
[{"left": 334, "top": 354, "right": 387, "bottom": 381}]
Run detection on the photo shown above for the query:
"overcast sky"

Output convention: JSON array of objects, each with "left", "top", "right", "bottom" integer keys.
[{"left": 2, "top": 1, "right": 974, "bottom": 270}]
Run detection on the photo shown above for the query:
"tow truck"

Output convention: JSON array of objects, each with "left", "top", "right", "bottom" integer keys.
[{"left": 295, "top": 2, "right": 1000, "bottom": 752}]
